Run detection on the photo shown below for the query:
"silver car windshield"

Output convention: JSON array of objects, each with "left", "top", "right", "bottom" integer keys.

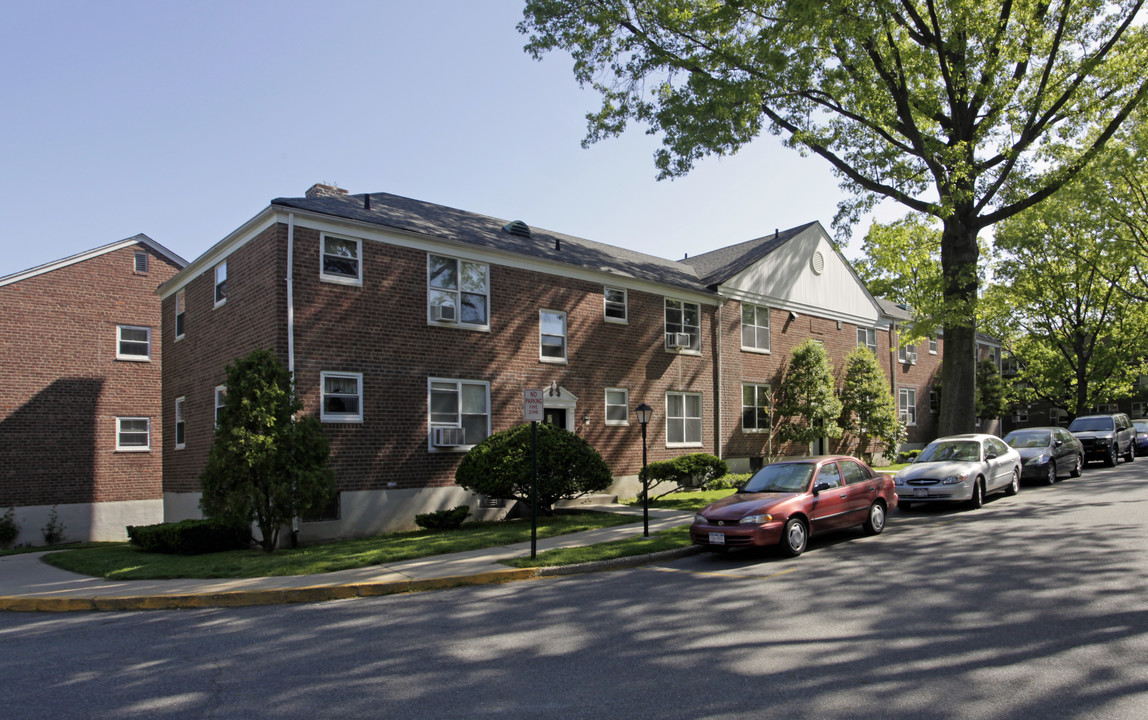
[
  {"left": 741, "top": 464, "right": 815, "bottom": 493},
  {"left": 917, "top": 441, "right": 981, "bottom": 463},
  {"left": 1068, "top": 417, "right": 1114, "bottom": 432}
]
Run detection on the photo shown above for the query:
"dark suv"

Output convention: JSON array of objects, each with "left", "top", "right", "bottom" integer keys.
[{"left": 1067, "top": 413, "right": 1136, "bottom": 467}]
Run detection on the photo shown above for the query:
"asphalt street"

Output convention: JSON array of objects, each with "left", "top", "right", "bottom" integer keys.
[{"left": 2, "top": 459, "right": 1146, "bottom": 720}]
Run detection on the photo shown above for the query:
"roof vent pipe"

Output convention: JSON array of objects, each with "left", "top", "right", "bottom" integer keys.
[
  {"left": 775, "top": 229, "right": 778, "bottom": 239},
  {"left": 555, "top": 238, "right": 561, "bottom": 251},
  {"left": 364, "top": 194, "right": 371, "bottom": 210}
]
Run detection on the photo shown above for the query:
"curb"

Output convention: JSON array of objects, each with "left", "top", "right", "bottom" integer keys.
[{"left": 535, "top": 545, "right": 703, "bottom": 576}]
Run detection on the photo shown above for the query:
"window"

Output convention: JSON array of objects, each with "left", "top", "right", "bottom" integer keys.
[
  {"left": 840, "top": 460, "right": 871, "bottom": 485},
  {"left": 214, "top": 385, "right": 226, "bottom": 427},
  {"left": 666, "top": 391, "right": 702, "bottom": 446},
  {"left": 898, "top": 388, "right": 917, "bottom": 426},
  {"left": 1139, "top": 374, "right": 1148, "bottom": 389},
  {"left": 604, "top": 286, "right": 627, "bottom": 323},
  {"left": 928, "top": 386, "right": 939, "bottom": 414},
  {"left": 320, "top": 234, "right": 362, "bottom": 285},
  {"left": 428, "top": 254, "right": 489, "bottom": 327},
  {"left": 929, "top": 335, "right": 938, "bottom": 354},
  {"left": 605, "top": 388, "right": 629, "bottom": 426},
  {"left": 116, "top": 417, "right": 150, "bottom": 451},
  {"left": 116, "top": 325, "right": 151, "bottom": 360},
  {"left": 898, "top": 343, "right": 917, "bottom": 364},
  {"left": 1094, "top": 403, "right": 1118, "bottom": 414},
  {"left": 818, "top": 462, "right": 842, "bottom": 488},
  {"left": 1013, "top": 407, "right": 1029, "bottom": 423},
  {"left": 134, "top": 250, "right": 148, "bottom": 274},
  {"left": 214, "top": 261, "right": 227, "bottom": 306},
  {"left": 175, "top": 397, "right": 186, "bottom": 449},
  {"left": 857, "top": 327, "right": 877, "bottom": 353},
  {"left": 1133, "top": 401, "right": 1147, "bottom": 418},
  {"left": 539, "top": 310, "right": 567, "bottom": 362},
  {"left": 1049, "top": 408, "right": 1065, "bottom": 425},
  {"left": 175, "top": 290, "right": 186, "bottom": 339},
  {"left": 742, "top": 383, "right": 771, "bottom": 432},
  {"left": 321, "top": 372, "right": 363, "bottom": 423},
  {"left": 665, "top": 298, "right": 700, "bottom": 352},
  {"left": 428, "top": 378, "right": 490, "bottom": 449},
  {"left": 741, "top": 304, "right": 770, "bottom": 352}
]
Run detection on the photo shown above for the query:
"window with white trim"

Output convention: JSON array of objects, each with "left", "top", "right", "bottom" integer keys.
[
  {"left": 1013, "top": 407, "right": 1029, "bottom": 423},
  {"left": 321, "top": 372, "right": 363, "bottom": 423},
  {"left": 116, "top": 417, "right": 150, "bottom": 451},
  {"left": 175, "top": 397, "right": 186, "bottom": 449},
  {"left": 134, "top": 250, "right": 148, "bottom": 274},
  {"left": 742, "top": 384, "right": 771, "bottom": 432},
  {"left": 898, "top": 388, "right": 917, "bottom": 426},
  {"left": 214, "top": 385, "right": 226, "bottom": 427},
  {"left": 175, "top": 290, "right": 186, "bottom": 339},
  {"left": 214, "top": 261, "right": 227, "bottom": 306},
  {"left": 665, "top": 298, "right": 700, "bottom": 352},
  {"left": 604, "top": 286, "right": 627, "bottom": 322},
  {"left": 929, "top": 335, "right": 938, "bottom": 354},
  {"left": 928, "top": 386, "right": 939, "bottom": 414},
  {"left": 1094, "top": 403, "right": 1118, "bottom": 414},
  {"left": 428, "top": 378, "right": 490, "bottom": 449},
  {"left": 539, "top": 310, "right": 567, "bottom": 362},
  {"left": 857, "top": 327, "right": 877, "bottom": 353},
  {"left": 428, "top": 254, "right": 489, "bottom": 327},
  {"left": 741, "top": 304, "right": 770, "bottom": 352},
  {"left": 666, "top": 391, "right": 702, "bottom": 446},
  {"left": 1049, "top": 407, "right": 1066, "bottom": 425},
  {"left": 605, "top": 388, "right": 629, "bottom": 426},
  {"left": 898, "top": 342, "right": 917, "bottom": 364},
  {"left": 320, "top": 234, "right": 362, "bottom": 285},
  {"left": 1132, "top": 401, "right": 1147, "bottom": 418},
  {"left": 116, "top": 325, "right": 151, "bottom": 360}
]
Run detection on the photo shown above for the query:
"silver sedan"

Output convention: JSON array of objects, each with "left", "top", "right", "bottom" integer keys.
[{"left": 895, "top": 433, "right": 1022, "bottom": 510}]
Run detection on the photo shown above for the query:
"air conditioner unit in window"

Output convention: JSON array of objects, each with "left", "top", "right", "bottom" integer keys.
[
  {"left": 911, "top": 352, "right": 918, "bottom": 364},
  {"left": 431, "top": 305, "right": 457, "bottom": 322},
  {"left": 432, "top": 427, "right": 466, "bottom": 447},
  {"left": 668, "top": 332, "right": 692, "bottom": 348}
]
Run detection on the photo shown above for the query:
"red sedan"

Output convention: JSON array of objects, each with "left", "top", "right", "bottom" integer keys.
[{"left": 690, "top": 456, "right": 897, "bottom": 557}]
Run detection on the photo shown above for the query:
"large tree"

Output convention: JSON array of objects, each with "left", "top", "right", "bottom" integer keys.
[{"left": 521, "top": 0, "right": 1148, "bottom": 435}]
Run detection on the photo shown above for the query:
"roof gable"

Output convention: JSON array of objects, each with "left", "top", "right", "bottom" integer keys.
[{"left": 0, "top": 234, "right": 187, "bottom": 288}]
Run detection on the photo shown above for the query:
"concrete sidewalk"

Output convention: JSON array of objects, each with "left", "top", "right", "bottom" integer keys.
[{"left": 0, "top": 506, "right": 697, "bottom": 612}]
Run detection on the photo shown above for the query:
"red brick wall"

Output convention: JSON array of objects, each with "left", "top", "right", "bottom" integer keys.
[{"left": 0, "top": 243, "right": 179, "bottom": 506}]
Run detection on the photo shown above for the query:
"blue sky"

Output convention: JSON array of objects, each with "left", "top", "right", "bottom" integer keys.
[{"left": 0, "top": 0, "right": 896, "bottom": 278}]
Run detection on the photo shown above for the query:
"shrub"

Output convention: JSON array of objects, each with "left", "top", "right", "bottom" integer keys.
[
  {"left": 456, "top": 423, "right": 612, "bottom": 515},
  {"left": 42, "top": 506, "right": 65, "bottom": 546},
  {"left": 414, "top": 505, "right": 471, "bottom": 531},
  {"left": 640, "top": 453, "right": 729, "bottom": 488},
  {"left": 703, "top": 472, "right": 751, "bottom": 491},
  {"left": 127, "top": 519, "right": 251, "bottom": 555},
  {"left": 0, "top": 507, "right": 19, "bottom": 549},
  {"left": 898, "top": 449, "right": 921, "bottom": 463}
]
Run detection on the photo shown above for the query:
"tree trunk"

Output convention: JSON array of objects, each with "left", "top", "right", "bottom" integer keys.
[{"left": 937, "top": 217, "right": 980, "bottom": 437}]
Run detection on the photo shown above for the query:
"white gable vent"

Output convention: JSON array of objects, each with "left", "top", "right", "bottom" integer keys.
[
  {"left": 504, "top": 220, "right": 532, "bottom": 238},
  {"left": 811, "top": 250, "right": 825, "bottom": 275}
]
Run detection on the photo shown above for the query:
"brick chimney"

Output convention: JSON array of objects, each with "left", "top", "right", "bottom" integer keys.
[{"left": 305, "top": 183, "right": 349, "bottom": 199}]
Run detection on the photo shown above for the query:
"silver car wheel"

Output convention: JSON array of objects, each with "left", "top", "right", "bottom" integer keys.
[
  {"left": 1045, "top": 463, "right": 1056, "bottom": 485},
  {"left": 1070, "top": 455, "right": 1083, "bottom": 478},
  {"left": 864, "top": 501, "right": 886, "bottom": 535},
  {"left": 781, "top": 518, "right": 807, "bottom": 557}
]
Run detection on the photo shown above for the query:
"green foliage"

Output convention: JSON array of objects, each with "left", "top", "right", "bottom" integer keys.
[
  {"left": 41, "top": 505, "right": 65, "bottom": 546},
  {"left": 838, "top": 347, "right": 906, "bottom": 463},
  {"left": 200, "top": 349, "right": 336, "bottom": 553},
  {"left": 639, "top": 453, "right": 728, "bottom": 488},
  {"left": 521, "top": 0, "right": 1148, "bottom": 435},
  {"left": 127, "top": 519, "right": 251, "bottom": 555},
  {"left": 775, "top": 340, "right": 843, "bottom": 450},
  {"left": 414, "top": 505, "right": 471, "bottom": 532},
  {"left": 456, "top": 423, "right": 613, "bottom": 515},
  {"left": 703, "top": 472, "right": 751, "bottom": 491},
  {"left": 897, "top": 449, "right": 922, "bottom": 464},
  {"left": 0, "top": 507, "right": 19, "bottom": 549},
  {"left": 975, "top": 359, "right": 1009, "bottom": 420}
]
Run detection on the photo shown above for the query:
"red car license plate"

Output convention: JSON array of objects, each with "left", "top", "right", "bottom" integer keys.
[{"left": 708, "top": 532, "right": 725, "bottom": 545}]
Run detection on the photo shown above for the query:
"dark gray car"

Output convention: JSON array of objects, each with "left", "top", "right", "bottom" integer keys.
[
  {"left": 1004, "top": 426, "right": 1084, "bottom": 484},
  {"left": 1067, "top": 413, "right": 1136, "bottom": 467}
]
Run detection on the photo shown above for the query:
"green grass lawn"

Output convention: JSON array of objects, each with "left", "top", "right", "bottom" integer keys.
[
  {"left": 42, "top": 512, "right": 639, "bottom": 580},
  {"left": 501, "top": 524, "right": 693, "bottom": 568},
  {"left": 620, "top": 488, "right": 736, "bottom": 511}
]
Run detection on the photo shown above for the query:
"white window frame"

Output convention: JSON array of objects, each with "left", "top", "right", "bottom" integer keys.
[
  {"left": 116, "top": 325, "right": 151, "bottom": 361},
  {"left": 929, "top": 336, "right": 938, "bottom": 354},
  {"left": 174, "top": 397, "right": 186, "bottom": 449},
  {"left": 175, "top": 289, "right": 186, "bottom": 340},
  {"left": 427, "top": 254, "right": 490, "bottom": 330},
  {"left": 898, "top": 343, "right": 917, "bottom": 364},
  {"left": 134, "top": 250, "right": 148, "bottom": 274},
  {"left": 1050, "top": 408, "right": 1066, "bottom": 425},
  {"left": 665, "top": 298, "right": 701, "bottom": 353},
  {"left": 116, "top": 417, "right": 150, "bottom": 452},
  {"left": 539, "top": 310, "right": 567, "bottom": 363},
  {"left": 1131, "top": 401, "right": 1147, "bottom": 418},
  {"left": 428, "top": 378, "right": 491, "bottom": 452},
  {"left": 742, "top": 383, "right": 771, "bottom": 433},
  {"left": 214, "top": 261, "right": 228, "bottom": 307},
  {"left": 898, "top": 388, "right": 917, "bottom": 426},
  {"left": 214, "top": 385, "right": 226, "bottom": 428},
  {"left": 1013, "top": 407, "right": 1029, "bottom": 423},
  {"left": 605, "top": 388, "right": 629, "bottom": 426},
  {"left": 741, "top": 304, "right": 770, "bottom": 353},
  {"left": 603, "top": 286, "right": 628, "bottom": 323},
  {"left": 857, "top": 327, "right": 877, "bottom": 354},
  {"left": 666, "top": 391, "right": 703, "bottom": 447},
  {"left": 320, "top": 371, "right": 364, "bottom": 423},
  {"left": 320, "top": 233, "right": 363, "bottom": 286}
]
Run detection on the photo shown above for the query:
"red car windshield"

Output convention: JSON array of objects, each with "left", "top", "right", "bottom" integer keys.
[{"left": 741, "top": 463, "right": 815, "bottom": 493}]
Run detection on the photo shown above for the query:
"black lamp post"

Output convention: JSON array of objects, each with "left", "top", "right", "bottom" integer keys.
[{"left": 634, "top": 402, "right": 653, "bottom": 536}]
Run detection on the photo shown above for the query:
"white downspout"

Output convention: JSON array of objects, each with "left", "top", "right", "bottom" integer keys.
[
  {"left": 287, "top": 213, "right": 298, "bottom": 542},
  {"left": 716, "top": 300, "right": 723, "bottom": 461}
]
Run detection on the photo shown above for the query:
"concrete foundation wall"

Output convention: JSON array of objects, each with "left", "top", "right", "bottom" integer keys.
[{"left": 2, "top": 499, "right": 163, "bottom": 546}]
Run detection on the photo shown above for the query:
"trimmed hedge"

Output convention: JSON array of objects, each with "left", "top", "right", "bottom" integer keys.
[
  {"left": 704, "top": 472, "right": 751, "bottom": 491},
  {"left": 640, "top": 453, "right": 729, "bottom": 488},
  {"left": 415, "top": 505, "right": 471, "bottom": 531},
  {"left": 127, "top": 519, "right": 251, "bottom": 555}
]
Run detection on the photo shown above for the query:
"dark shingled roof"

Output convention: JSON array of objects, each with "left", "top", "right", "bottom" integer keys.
[
  {"left": 875, "top": 297, "right": 915, "bottom": 321},
  {"left": 272, "top": 191, "right": 714, "bottom": 295},
  {"left": 681, "top": 223, "right": 817, "bottom": 287}
]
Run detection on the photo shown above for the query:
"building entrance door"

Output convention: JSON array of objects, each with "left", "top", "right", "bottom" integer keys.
[{"left": 543, "top": 407, "right": 567, "bottom": 429}]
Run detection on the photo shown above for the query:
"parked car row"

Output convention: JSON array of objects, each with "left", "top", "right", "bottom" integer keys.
[{"left": 689, "top": 413, "right": 1139, "bottom": 559}]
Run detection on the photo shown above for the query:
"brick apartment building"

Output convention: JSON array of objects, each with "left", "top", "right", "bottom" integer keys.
[
  {"left": 158, "top": 184, "right": 952, "bottom": 542},
  {"left": 0, "top": 235, "right": 185, "bottom": 543}
]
